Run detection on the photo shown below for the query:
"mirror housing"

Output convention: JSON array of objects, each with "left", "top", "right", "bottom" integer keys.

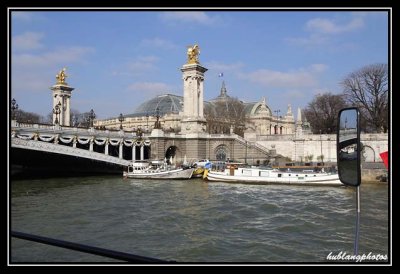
[{"left": 337, "top": 107, "right": 361, "bottom": 187}]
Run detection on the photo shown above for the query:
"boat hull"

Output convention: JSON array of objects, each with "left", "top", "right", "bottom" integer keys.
[
  {"left": 205, "top": 171, "right": 342, "bottom": 186},
  {"left": 124, "top": 168, "right": 194, "bottom": 179}
]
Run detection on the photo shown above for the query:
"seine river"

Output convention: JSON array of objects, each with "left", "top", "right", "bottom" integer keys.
[{"left": 10, "top": 176, "right": 389, "bottom": 264}]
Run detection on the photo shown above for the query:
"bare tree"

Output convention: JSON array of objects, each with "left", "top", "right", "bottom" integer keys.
[
  {"left": 16, "top": 109, "right": 43, "bottom": 123},
  {"left": 341, "top": 63, "right": 388, "bottom": 133},
  {"left": 205, "top": 97, "right": 246, "bottom": 136},
  {"left": 304, "top": 92, "right": 348, "bottom": 134}
]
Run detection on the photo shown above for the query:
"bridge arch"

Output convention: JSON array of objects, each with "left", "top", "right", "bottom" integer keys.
[
  {"left": 214, "top": 144, "right": 230, "bottom": 161},
  {"left": 362, "top": 145, "right": 376, "bottom": 162},
  {"left": 165, "top": 145, "right": 182, "bottom": 164}
]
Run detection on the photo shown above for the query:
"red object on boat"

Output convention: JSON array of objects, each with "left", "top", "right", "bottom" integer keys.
[{"left": 380, "top": 151, "right": 388, "bottom": 169}]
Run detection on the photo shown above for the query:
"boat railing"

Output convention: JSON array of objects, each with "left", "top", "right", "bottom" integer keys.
[{"left": 11, "top": 230, "right": 175, "bottom": 263}]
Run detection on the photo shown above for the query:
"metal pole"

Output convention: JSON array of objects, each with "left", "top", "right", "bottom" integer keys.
[
  {"left": 320, "top": 130, "right": 323, "bottom": 165},
  {"left": 245, "top": 141, "right": 247, "bottom": 164},
  {"left": 354, "top": 186, "right": 360, "bottom": 255}
]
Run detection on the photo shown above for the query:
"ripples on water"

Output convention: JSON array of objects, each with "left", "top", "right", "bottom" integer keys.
[{"left": 10, "top": 177, "right": 389, "bottom": 263}]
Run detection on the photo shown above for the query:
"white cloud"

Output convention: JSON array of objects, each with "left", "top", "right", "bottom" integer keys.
[
  {"left": 283, "top": 90, "right": 307, "bottom": 99},
  {"left": 286, "top": 14, "right": 365, "bottom": 48},
  {"left": 12, "top": 11, "right": 37, "bottom": 22},
  {"left": 310, "top": 64, "right": 328, "bottom": 73},
  {"left": 12, "top": 46, "right": 95, "bottom": 101},
  {"left": 239, "top": 64, "right": 327, "bottom": 89},
  {"left": 306, "top": 17, "right": 364, "bottom": 34},
  {"left": 285, "top": 33, "right": 329, "bottom": 47},
  {"left": 140, "top": 38, "right": 177, "bottom": 50},
  {"left": 13, "top": 46, "right": 95, "bottom": 68},
  {"left": 112, "top": 56, "right": 159, "bottom": 76},
  {"left": 127, "top": 82, "right": 172, "bottom": 94},
  {"left": 205, "top": 61, "right": 245, "bottom": 72},
  {"left": 13, "top": 32, "right": 45, "bottom": 51},
  {"left": 160, "top": 12, "right": 217, "bottom": 25}
]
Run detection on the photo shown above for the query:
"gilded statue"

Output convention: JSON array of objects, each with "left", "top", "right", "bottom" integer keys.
[
  {"left": 56, "top": 67, "right": 68, "bottom": 84},
  {"left": 187, "top": 44, "right": 200, "bottom": 64}
]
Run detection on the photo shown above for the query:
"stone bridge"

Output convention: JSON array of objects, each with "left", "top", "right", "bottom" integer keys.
[{"left": 11, "top": 122, "right": 272, "bottom": 174}]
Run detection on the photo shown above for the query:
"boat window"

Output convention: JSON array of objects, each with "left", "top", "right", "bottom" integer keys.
[
  {"left": 278, "top": 174, "right": 282, "bottom": 177},
  {"left": 305, "top": 175, "right": 308, "bottom": 177},
  {"left": 260, "top": 171, "right": 269, "bottom": 177},
  {"left": 289, "top": 174, "right": 291, "bottom": 176},
  {"left": 242, "top": 169, "right": 252, "bottom": 176}
]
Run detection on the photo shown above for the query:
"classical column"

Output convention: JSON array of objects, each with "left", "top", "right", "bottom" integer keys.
[
  {"left": 140, "top": 145, "right": 144, "bottom": 160},
  {"left": 119, "top": 141, "right": 123, "bottom": 159},
  {"left": 53, "top": 134, "right": 59, "bottom": 144},
  {"left": 89, "top": 138, "right": 94, "bottom": 152},
  {"left": 180, "top": 44, "right": 208, "bottom": 134},
  {"left": 50, "top": 68, "right": 74, "bottom": 126},
  {"left": 105, "top": 139, "right": 109, "bottom": 155},
  {"left": 132, "top": 145, "right": 136, "bottom": 161},
  {"left": 65, "top": 94, "right": 71, "bottom": 126}
]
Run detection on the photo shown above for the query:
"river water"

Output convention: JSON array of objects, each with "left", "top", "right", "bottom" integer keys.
[{"left": 10, "top": 176, "right": 389, "bottom": 263}]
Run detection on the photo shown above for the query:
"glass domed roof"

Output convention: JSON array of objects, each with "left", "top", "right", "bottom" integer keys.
[{"left": 131, "top": 94, "right": 183, "bottom": 117}]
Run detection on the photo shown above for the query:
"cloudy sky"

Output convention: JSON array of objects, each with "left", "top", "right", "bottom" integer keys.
[{"left": 10, "top": 9, "right": 389, "bottom": 119}]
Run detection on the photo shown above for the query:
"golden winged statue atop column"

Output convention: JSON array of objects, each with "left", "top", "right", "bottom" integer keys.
[
  {"left": 56, "top": 67, "right": 68, "bottom": 84},
  {"left": 187, "top": 44, "right": 200, "bottom": 64}
]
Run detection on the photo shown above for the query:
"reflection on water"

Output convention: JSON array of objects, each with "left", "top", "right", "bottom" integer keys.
[{"left": 10, "top": 176, "right": 389, "bottom": 263}]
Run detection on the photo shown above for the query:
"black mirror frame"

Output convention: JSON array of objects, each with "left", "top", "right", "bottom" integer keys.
[{"left": 337, "top": 107, "right": 362, "bottom": 187}]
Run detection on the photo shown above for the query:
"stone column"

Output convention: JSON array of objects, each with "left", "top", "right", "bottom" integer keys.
[
  {"left": 89, "top": 137, "right": 94, "bottom": 152},
  {"left": 73, "top": 136, "right": 77, "bottom": 148},
  {"left": 50, "top": 68, "right": 74, "bottom": 126},
  {"left": 180, "top": 63, "right": 208, "bottom": 134},
  {"left": 140, "top": 145, "right": 144, "bottom": 160},
  {"left": 53, "top": 134, "right": 59, "bottom": 144},
  {"left": 105, "top": 139, "right": 109, "bottom": 155},
  {"left": 119, "top": 141, "right": 123, "bottom": 159},
  {"left": 64, "top": 95, "right": 71, "bottom": 126},
  {"left": 132, "top": 145, "right": 136, "bottom": 161}
]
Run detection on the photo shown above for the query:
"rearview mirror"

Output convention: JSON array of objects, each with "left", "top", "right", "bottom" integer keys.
[{"left": 337, "top": 107, "right": 361, "bottom": 186}]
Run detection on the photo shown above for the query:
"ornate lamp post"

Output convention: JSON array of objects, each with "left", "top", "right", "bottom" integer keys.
[
  {"left": 136, "top": 127, "right": 143, "bottom": 139},
  {"left": 320, "top": 129, "right": 324, "bottom": 166},
  {"left": 146, "top": 112, "right": 149, "bottom": 132},
  {"left": 11, "top": 98, "right": 19, "bottom": 120},
  {"left": 154, "top": 107, "right": 161, "bottom": 129},
  {"left": 274, "top": 109, "right": 280, "bottom": 134},
  {"left": 72, "top": 114, "right": 78, "bottom": 127},
  {"left": 89, "top": 109, "right": 96, "bottom": 128},
  {"left": 53, "top": 101, "right": 61, "bottom": 125},
  {"left": 118, "top": 113, "right": 124, "bottom": 130}
]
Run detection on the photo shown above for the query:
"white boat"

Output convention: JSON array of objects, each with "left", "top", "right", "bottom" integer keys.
[
  {"left": 123, "top": 160, "right": 194, "bottom": 179},
  {"left": 204, "top": 165, "right": 342, "bottom": 186}
]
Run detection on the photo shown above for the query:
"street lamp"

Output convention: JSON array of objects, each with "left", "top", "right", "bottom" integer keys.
[
  {"left": 118, "top": 113, "right": 124, "bottom": 130},
  {"left": 89, "top": 109, "right": 96, "bottom": 128},
  {"left": 320, "top": 129, "right": 324, "bottom": 166},
  {"left": 53, "top": 101, "right": 61, "bottom": 125},
  {"left": 274, "top": 109, "right": 280, "bottom": 134},
  {"left": 11, "top": 98, "right": 19, "bottom": 120},
  {"left": 72, "top": 114, "right": 78, "bottom": 127},
  {"left": 154, "top": 107, "right": 161, "bottom": 129},
  {"left": 146, "top": 112, "right": 149, "bottom": 132}
]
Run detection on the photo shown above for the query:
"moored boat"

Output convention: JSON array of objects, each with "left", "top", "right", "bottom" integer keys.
[
  {"left": 204, "top": 165, "right": 342, "bottom": 186},
  {"left": 192, "top": 167, "right": 205, "bottom": 178},
  {"left": 123, "top": 160, "right": 194, "bottom": 179}
]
